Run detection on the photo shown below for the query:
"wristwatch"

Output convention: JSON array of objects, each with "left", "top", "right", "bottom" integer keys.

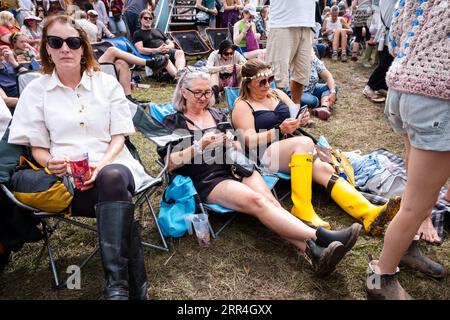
[{"left": 193, "top": 140, "right": 204, "bottom": 155}]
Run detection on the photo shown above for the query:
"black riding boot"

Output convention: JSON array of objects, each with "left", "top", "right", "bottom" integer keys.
[
  {"left": 96, "top": 201, "right": 134, "bottom": 300},
  {"left": 128, "top": 220, "right": 148, "bottom": 300}
]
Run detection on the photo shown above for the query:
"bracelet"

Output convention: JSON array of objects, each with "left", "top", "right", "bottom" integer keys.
[
  {"left": 46, "top": 157, "right": 53, "bottom": 168},
  {"left": 193, "top": 140, "right": 204, "bottom": 155}
]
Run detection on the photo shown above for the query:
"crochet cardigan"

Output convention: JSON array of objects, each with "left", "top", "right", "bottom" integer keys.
[{"left": 387, "top": 0, "right": 450, "bottom": 101}]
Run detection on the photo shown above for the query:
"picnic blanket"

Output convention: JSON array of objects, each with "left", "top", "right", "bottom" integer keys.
[{"left": 355, "top": 149, "right": 449, "bottom": 240}]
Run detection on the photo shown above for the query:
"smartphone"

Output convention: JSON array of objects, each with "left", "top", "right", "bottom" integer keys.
[
  {"left": 296, "top": 105, "right": 309, "bottom": 119},
  {"left": 216, "top": 122, "right": 233, "bottom": 133}
]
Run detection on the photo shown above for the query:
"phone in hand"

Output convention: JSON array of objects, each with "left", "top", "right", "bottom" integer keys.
[
  {"left": 216, "top": 122, "right": 233, "bottom": 133},
  {"left": 296, "top": 105, "right": 309, "bottom": 119}
]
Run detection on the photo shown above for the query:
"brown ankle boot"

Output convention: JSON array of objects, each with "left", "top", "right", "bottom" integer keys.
[
  {"left": 366, "top": 260, "right": 413, "bottom": 300},
  {"left": 399, "top": 240, "right": 448, "bottom": 279}
]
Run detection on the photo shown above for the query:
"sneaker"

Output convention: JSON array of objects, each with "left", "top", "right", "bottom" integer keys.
[
  {"left": 363, "top": 61, "right": 372, "bottom": 68},
  {"left": 376, "top": 89, "right": 388, "bottom": 97},
  {"left": 331, "top": 51, "right": 338, "bottom": 61},
  {"left": 146, "top": 54, "right": 169, "bottom": 75},
  {"left": 341, "top": 53, "right": 348, "bottom": 62},
  {"left": 363, "top": 86, "right": 386, "bottom": 103}
]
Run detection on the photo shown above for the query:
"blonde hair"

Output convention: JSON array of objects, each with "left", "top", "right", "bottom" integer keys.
[
  {"left": 238, "top": 59, "right": 276, "bottom": 102},
  {"left": 0, "top": 11, "right": 16, "bottom": 28},
  {"left": 39, "top": 15, "right": 100, "bottom": 75},
  {"left": 172, "top": 68, "right": 215, "bottom": 113}
]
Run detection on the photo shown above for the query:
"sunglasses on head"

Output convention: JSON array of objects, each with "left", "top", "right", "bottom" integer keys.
[
  {"left": 257, "top": 75, "right": 275, "bottom": 87},
  {"left": 46, "top": 36, "right": 82, "bottom": 49},
  {"left": 142, "top": 16, "right": 152, "bottom": 21}
]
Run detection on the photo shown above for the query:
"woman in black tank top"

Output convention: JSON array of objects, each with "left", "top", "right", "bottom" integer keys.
[
  {"left": 162, "top": 69, "right": 361, "bottom": 276},
  {"left": 232, "top": 59, "right": 400, "bottom": 237}
]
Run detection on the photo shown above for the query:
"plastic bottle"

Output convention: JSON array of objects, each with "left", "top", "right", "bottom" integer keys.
[{"left": 339, "top": 167, "right": 348, "bottom": 181}]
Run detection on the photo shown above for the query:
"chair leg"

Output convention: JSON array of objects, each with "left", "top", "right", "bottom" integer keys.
[{"left": 41, "top": 220, "right": 65, "bottom": 290}]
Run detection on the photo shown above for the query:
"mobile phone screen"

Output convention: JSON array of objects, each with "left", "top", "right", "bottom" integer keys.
[{"left": 296, "top": 106, "right": 308, "bottom": 119}]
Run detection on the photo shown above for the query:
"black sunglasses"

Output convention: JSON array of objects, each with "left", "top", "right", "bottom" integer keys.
[
  {"left": 185, "top": 88, "right": 213, "bottom": 99},
  {"left": 46, "top": 36, "right": 82, "bottom": 49},
  {"left": 142, "top": 16, "right": 153, "bottom": 21},
  {"left": 221, "top": 51, "right": 234, "bottom": 57},
  {"left": 257, "top": 75, "right": 275, "bottom": 87}
]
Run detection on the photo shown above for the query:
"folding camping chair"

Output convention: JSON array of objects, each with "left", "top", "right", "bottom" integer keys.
[
  {"left": 168, "top": 30, "right": 212, "bottom": 56},
  {"left": 205, "top": 28, "right": 230, "bottom": 50},
  {"left": 0, "top": 71, "right": 184, "bottom": 289},
  {"left": 103, "top": 36, "right": 151, "bottom": 59},
  {"left": 147, "top": 102, "right": 280, "bottom": 239}
]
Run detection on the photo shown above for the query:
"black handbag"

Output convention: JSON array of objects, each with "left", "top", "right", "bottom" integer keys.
[{"left": 226, "top": 147, "right": 256, "bottom": 178}]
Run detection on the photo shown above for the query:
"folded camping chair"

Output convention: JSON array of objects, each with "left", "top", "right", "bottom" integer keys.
[
  {"left": 147, "top": 102, "right": 279, "bottom": 239},
  {"left": 168, "top": 30, "right": 212, "bottom": 56},
  {"left": 223, "top": 86, "right": 291, "bottom": 202},
  {"left": 0, "top": 72, "right": 179, "bottom": 289},
  {"left": 205, "top": 28, "right": 230, "bottom": 50},
  {"left": 91, "top": 41, "right": 114, "bottom": 60}
]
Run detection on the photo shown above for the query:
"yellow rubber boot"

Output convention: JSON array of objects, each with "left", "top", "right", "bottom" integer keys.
[
  {"left": 290, "top": 154, "right": 331, "bottom": 229},
  {"left": 329, "top": 176, "right": 401, "bottom": 236}
]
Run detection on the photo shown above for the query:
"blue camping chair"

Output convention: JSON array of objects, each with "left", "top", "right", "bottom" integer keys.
[
  {"left": 148, "top": 102, "right": 279, "bottom": 239},
  {"left": 223, "top": 87, "right": 291, "bottom": 201}
]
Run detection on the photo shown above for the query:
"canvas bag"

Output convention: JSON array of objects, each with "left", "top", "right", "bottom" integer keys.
[
  {"left": 158, "top": 175, "right": 198, "bottom": 237},
  {"left": 245, "top": 27, "right": 259, "bottom": 52}
]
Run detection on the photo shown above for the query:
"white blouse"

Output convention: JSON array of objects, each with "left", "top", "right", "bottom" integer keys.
[{"left": 8, "top": 70, "right": 153, "bottom": 192}]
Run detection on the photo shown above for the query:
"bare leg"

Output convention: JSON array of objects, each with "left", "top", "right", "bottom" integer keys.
[
  {"left": 340, "top": 30, "right": 348, "bottom": 52},
  {"left": 207, "top": 175, "right": 316, "bottom": 252},
  {"left": 114, "top": 59, "right": 132, "bottom": 96},
  {"left": 377, "top": 148, "right": 450, "bottom": 274},
  {"left": 165, "top": 60, "right": 178, "bottom": 77},
  {"left": 290, "top": 80, "right": 303, "bottom": 104},
  {"left": 174, "top": 49, "right": 186, "bottom": 71},
  {"left": 210, "top": 72, "right": 219, "bottom": 88},
  {"left": 332, "top": 29, "right": 340, "bottom": 51},
  {"left": 403, "top": 134, "right": 411, "bottom": 174},
  {"left": 99, "top": 47, "right": 147, "bottom": 67}
]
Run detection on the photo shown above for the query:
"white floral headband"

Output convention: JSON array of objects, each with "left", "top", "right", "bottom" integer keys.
[{"left": 244, "top": 69, "right": 273, "bottom": 80}]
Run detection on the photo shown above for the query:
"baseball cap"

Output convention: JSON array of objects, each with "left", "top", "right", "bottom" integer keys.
[{"left": 243, "top": 4, "right": 257, "bottom": 16}]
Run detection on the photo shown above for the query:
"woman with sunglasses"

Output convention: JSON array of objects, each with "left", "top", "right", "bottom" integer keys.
[
  {"left": 232, "top": 59, "right": 401, "bottom": 235},
  {"left": 8, "top": 15, "right": 150, "bottom": 300},
  {"left": 159, "top": 68, "right": 362, "bottom": 278},
  {"left": 206, "top": 39, "right": 246, "bottom": 102}
]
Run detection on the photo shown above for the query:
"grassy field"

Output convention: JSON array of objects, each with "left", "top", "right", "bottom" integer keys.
[{"left": 1, "top": 57, "right": 449, "bottom": 300}]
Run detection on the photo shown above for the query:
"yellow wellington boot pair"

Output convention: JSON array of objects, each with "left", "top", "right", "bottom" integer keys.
[
  {"left": 289, "top": 154, "right": 331, "bottom": 229},
  {"left": 328, "top": 176, "right": 401, "bottom": 236}
]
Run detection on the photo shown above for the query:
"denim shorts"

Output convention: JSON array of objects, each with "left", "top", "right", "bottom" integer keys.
[{"left": 385, "top": 89, "right": 450, "bottom": 151}]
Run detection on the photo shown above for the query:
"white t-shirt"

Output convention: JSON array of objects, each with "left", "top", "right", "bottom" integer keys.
[
  {"left": 206, "top": 50, "right": 247, "bottom": 69},
  {"left": 269, "top": 0, "right": 316, "bottom": 28},
  {"left": 8, "top": 70, "right": 153, "bottom": 192}
]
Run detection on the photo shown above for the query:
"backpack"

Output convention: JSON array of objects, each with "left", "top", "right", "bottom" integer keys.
[{"left": 10, "top": 156, "right": 74, "bottom": 214}]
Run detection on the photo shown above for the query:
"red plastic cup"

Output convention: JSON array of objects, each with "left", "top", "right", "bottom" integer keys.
[{"left": 68, "top": 153, "right": 91, "bottom": 189}]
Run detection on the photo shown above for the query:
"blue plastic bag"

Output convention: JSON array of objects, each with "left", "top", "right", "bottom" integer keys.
[{"left": 158, "top": 175, "right": 198, "bottom": 237}]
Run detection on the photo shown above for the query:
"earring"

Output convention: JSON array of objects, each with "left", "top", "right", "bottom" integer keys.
[{"left": 80, "top": 56, "right": 86, "bottom": 65}]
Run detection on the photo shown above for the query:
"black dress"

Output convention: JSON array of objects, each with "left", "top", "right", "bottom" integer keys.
[{"left": 158, "top": 108, "right": 238, "bottom": 202}]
